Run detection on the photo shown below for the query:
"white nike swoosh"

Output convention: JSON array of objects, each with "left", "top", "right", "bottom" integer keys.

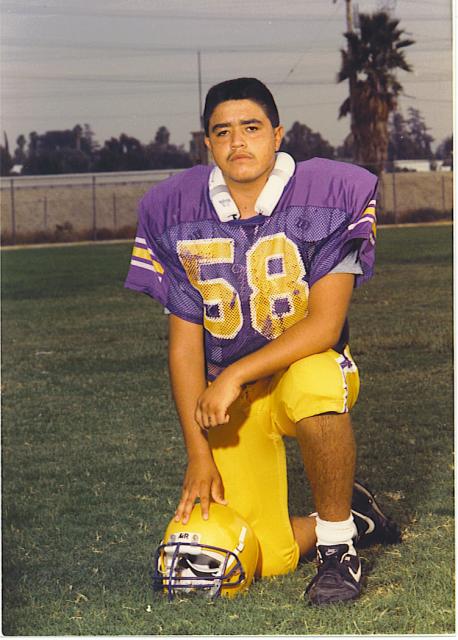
[
  {"left": 352, "top": 509, "right": 375, "bottom": 534},
  {"left": 348, "top": 564, "right": 362, "bottom": 582}
]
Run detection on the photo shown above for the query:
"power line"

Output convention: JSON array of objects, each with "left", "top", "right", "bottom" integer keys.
[
  {"left": 2, "top": 41, "right": 451, "bottom": 61},
  {"left": 2, "top": 95, "right": 451, "bottom": 123},
  {"left": 1, "top": 2, "right": 450, "bottom": 21},
  {"left": 3, "top": 72, "right": 451, "bottom": 86}
]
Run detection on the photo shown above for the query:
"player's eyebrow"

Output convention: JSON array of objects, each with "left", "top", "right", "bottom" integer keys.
[{"left": 211, "top": 118, "right": 263, "bottom": 133}]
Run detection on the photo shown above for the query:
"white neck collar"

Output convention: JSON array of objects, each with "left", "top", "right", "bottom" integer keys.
[{"left": 208, "top": 152, "right": 295, "bottom": 222}]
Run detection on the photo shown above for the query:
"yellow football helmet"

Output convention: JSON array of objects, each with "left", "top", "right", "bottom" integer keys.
[{"left": 152, "top": 503, "right": 259, "bottom": 600}]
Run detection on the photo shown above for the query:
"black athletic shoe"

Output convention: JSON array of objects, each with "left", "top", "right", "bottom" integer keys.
[
  {"left": 352, "top": 480, "right": 402, "bottom": 548},
  {"left": 306, "top": 544, "right": 362, "bottom": 605}
]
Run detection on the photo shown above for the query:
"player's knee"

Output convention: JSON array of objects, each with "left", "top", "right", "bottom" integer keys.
[
  {"left": 274, "top": 351, "right": 359, "bottom": 426},
  {"left": 285, "top": 354, "right": 342, "bottom": 400},
  {"left": 257, "top": 557, "right": 296, "bottom": 578},
  {"left": 256, "top": 543, "right": 299, "bottom": 577}
]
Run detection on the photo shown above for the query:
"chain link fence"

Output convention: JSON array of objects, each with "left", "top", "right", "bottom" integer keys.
[
  {"left": 0, "top": 170, "right": 182, "bottom": 244},
  {"left": 0, "top": 167, "right": 453, "bottom": 245},
  {"left": 377, "top": 170, "right": 453, "bottom": 224}
]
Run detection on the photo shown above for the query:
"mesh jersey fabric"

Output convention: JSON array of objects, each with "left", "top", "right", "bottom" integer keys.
[
  {"left": 161, "top": 251, "right": 362, "bottom": 316},
  {"left": 125, "top": 157, "right": 378, "bottom": 380}
]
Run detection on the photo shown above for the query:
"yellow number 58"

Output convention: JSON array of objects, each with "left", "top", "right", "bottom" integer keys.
[{"left": 177, "top": 233, "right": 308, "bottom": 341}]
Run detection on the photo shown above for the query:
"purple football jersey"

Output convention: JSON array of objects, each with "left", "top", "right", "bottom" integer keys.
[{"left": 125, "top": 158, "right": 378, "bottom": 379}]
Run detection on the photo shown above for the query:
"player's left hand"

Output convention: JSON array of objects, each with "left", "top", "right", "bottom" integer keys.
[{"left": 195, "top": 370, "right": 243, "bottom": 429}]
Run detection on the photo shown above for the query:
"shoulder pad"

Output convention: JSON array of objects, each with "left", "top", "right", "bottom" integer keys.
[
  {"left": 291, "top": 158, "right": 378, "bottom": 214},
  {"left": 139, "top": 165, "right": 213, "bottom": 234}
]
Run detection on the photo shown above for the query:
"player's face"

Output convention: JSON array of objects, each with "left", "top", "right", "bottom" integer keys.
[{"left": 205, "top": 99, "right": 284, "bottom": 188}]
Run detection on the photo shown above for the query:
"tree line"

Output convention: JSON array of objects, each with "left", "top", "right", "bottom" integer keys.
[
  {"left": 0, "top": 10, "right": 453, "bottom": 177},
  {"left": 0, "top": 125, "right": 193, "bottom": 176},
  {"left": 0, "top": 108, "right": 451, "bottom": 178}
]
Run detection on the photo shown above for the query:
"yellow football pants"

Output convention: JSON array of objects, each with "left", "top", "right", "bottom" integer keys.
[{"left": 208, "top": 346, "right": 360, "bottom": 578}]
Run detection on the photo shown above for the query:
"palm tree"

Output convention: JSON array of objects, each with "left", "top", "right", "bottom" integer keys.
[{"left": 338, "top": 11, "right": 415, "bottom": 174}]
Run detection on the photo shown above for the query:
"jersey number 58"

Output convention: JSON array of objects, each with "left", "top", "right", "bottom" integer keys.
[{"left": 177, "top": 233, "right": 309, "bottom": 340}]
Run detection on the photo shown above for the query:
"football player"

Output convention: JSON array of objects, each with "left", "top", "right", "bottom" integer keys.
[{"left": 125, "top": 78, "right": 400, "bottom": 605}]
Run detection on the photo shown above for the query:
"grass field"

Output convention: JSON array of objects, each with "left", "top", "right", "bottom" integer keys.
[{"left": 2, "top": 224, "right": 454, "bottom": 635}]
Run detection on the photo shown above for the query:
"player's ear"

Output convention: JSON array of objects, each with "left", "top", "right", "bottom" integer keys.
[
  {"left": 204, "top": 136, "right": 211, "bottom": 150},
  {"left": 274, "top": 125, "right": 284, "bottom": 152}
]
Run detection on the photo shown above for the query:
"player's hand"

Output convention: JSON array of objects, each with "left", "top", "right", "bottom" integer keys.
[
  {"left": 195, "top": 370, "right": 243, "bottom": 430},
  {"left": 174, "top": 456, "right": 227, "bottom": 524}
]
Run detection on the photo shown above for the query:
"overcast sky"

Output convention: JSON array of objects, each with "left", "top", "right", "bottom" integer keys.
[{"left": 1, "top": 0, "right": 453, "bottom": 153}]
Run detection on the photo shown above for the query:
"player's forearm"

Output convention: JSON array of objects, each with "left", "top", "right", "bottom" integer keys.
[
  {"left": 228, "top": 313, "right": 339, "bottom": 385},
  {"left": 168, "top": 321, "right": 212, "bottom": 460},
  {"left": 227, "top": 273, "right": 355, "bottom": 386}
]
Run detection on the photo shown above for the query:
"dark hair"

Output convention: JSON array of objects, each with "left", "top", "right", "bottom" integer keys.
[{"left": 203, "top": 77, "right": 280, "bottom": 135}]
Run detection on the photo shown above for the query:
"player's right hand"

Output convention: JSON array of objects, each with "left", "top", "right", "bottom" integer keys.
[{"left": 174, "top": 457, "right": 227, "bottom": 524}]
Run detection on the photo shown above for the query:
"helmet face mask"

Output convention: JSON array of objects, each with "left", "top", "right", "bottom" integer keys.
[
  {"left": 152, "top": 504, "right": 259, "bottom": 600},
  {"left": 153, "top": 540, "right": 246, "bottom": 600}
]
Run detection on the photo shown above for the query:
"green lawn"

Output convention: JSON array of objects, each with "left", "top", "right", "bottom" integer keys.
[{"left": 2, "top": 225, "right": 454, "bottom": 635}]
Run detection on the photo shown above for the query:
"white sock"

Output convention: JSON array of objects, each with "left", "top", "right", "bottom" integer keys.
[{"left": 315, "top": 515, "right": 357, "bottom": 555}]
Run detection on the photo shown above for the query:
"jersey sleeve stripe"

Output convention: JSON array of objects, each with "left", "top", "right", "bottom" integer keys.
[
  {"left": 135, "top": 236, "right": 147, "bottom": 245},
  {"left": 345, "top": 210, "right": 377, "bottom": 260},
  {"left": 131, "top": 247, "right": 165, "bottom": 274},
  {"left": 130, "top": 259, "right": 161, "bottom": 274},
  {"left": 348, "top": 199, "right": 377, "bottom": 238},
  {"left": 132, "top": 246, "right": 152, "bottom": 261},
  {"left": 348, "top": 215, "right": 376, "bottom": 230},
  {"left": 358, "top": 200, "right": 376, "bottom": 219},
  {"left": 151, "top": 259, "right": 165, "bottom": 274}
]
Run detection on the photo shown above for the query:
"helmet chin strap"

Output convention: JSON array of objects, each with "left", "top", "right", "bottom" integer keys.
[{"left": 209, "top": 152, "right": 296, "bottom": 222}]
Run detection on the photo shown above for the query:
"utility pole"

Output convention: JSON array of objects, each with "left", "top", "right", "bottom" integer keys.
[
  {"left": 334, "top": 0, "right": 353, "bottom": 33},
  {"left": 197, "top": 50, "right": 203, "bottom": 129},
  {"left": 345, "top": 0, "right": 356, "bottom": 155},
  {"left": 334, "top": 0, "right": 358, "bottom": 161},
  {"left": 345, "top": 0, "right": 353, "bottom": 31},
  {"left": 191, "top": 50, "right": 208, "bottom": 165}
]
